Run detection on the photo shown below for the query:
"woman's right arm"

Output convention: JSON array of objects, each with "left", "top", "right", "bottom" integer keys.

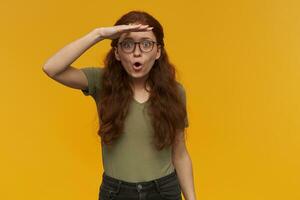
[
  {"left": 42, "top": 24, "right": 152, "bottom": 90},
  {"left": 42, "top": 29, "right": 104, "bottom": 90}
]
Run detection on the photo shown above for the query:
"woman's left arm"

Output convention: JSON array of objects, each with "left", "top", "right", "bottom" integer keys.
[{"left": 172, "top": 129, "right": 197, "bottom": 200}]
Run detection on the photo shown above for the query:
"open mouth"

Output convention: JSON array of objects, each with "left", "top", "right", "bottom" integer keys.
[{"left": 133, "top": 62, "right": 143, "bottom": 70}]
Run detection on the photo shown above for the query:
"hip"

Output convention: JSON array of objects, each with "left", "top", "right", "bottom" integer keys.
[{"left": 98, "top": 169, "right": 182, "bottom": 200}]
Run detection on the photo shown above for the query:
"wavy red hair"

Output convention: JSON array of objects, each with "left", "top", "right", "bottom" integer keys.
[{"left": 97, "top": 10, "right": 187, "bottom": 151}]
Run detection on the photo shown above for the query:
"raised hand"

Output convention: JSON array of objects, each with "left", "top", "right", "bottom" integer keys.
[{"left": 94, "top": 24, "right": 153, "bottom": 40}]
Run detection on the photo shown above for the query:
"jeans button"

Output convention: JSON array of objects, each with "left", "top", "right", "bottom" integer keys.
[{"left": 137, "top": 184, "right": 142, "bottom": 191}]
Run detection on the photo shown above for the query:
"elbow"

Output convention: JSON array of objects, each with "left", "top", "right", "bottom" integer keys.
[{"left": 42, "top": 65, "right": 55, "bottom": 77}]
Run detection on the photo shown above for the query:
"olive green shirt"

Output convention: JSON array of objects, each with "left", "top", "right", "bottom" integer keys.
[{"left": 80, "top": 66, "right": 189, "bottom": 182}]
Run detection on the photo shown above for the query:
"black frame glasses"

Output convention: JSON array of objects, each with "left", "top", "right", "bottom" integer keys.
[{"left": 117, "top": 39, "right": 160, "bottom": 53}]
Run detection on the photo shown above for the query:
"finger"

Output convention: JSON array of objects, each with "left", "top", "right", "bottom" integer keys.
[
  {"left": 119, "top": 25, "right": 152, "bottom": 33},
  {"left": 116, "top": 24, "right": 142, "bottom": 31},
  {"left": 128, "top": 25, "right": 152, "bottom": 31},
  {"left": 126, "top": 24, "right": 149, "bottom": 28},
  {"left": 133, "top": 27, "right": 154, "bottom": 31},
  {"left": 126, "top": 24, "right": 149, "bottom": 30},
  {"left": 125, "top": 24, "right": 144, "bottom": 28}
]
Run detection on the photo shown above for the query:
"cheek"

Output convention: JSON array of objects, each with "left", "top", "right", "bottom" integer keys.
[
  {"left": 145, "top": 59, "right": 156, "bottom": 71},
  {"left": 151, "top": 47, "right": 160, "bottom": 60},
  {"left": 147, "top": 53, "right": 158, "bottom": 65},
  {"left": 118, "top": 54, "right": 131, "bottom": 65}
]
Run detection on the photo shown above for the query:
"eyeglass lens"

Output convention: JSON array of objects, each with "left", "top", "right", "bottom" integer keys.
[{"left": 120, "top": 39, "right": 155, "bottom": 53}]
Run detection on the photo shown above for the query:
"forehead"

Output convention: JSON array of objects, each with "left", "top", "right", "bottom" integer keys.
[{"left": 119, "top": 31, "right": 156, "bottom": 41}]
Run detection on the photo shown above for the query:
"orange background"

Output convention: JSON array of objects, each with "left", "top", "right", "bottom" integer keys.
[{"left": 1, "top": 0, "right": 300, "bottom": 199}]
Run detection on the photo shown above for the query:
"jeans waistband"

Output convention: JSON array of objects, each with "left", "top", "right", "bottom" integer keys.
[{"left": 102, "top": 170, "right": 178, "bottom": 193}]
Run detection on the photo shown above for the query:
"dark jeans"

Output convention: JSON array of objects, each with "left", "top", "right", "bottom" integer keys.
[{"left": 98, "top": 170, "right": 183, "bottom": 200}]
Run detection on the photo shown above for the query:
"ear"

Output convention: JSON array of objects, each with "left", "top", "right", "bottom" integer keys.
[
  {"left": 155, "top": 45, "right": 161, "bottom": 60},
  {"left": 114, "top": 47, "right": 121, "bottom": 61}
]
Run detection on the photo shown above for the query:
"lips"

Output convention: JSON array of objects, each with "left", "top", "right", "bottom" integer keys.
[{"left": 133, "top": 62, "right": 143, "bottom": 70}]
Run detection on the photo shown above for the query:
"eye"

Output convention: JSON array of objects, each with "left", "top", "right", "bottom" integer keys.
[
  {"left": 141, "top": 40, "right": 152, "bottom": 48},
  {"left": 122, "top": 40, "right": 134, "bottom": 49}
]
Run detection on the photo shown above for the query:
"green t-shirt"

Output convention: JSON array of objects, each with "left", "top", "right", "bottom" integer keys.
[{"left": 80, "top": 66, "right": 189, "bottom": 182}]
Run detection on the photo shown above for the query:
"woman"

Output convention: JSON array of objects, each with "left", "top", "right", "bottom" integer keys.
[{"left": 43, "top": 10, "right": 196, "bottom": 200}]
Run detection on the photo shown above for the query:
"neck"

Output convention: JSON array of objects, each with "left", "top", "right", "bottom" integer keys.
[{"left": 130, "top": 75, "right": 150, "bottom": 91}]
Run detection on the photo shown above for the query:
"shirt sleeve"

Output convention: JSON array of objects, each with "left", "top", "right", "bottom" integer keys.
[
  {"left": 177, "top": 83, "right": 189, "bottom": 128},
  {"left": 80, "top": 67, "right": 104, "bottom": 101}
]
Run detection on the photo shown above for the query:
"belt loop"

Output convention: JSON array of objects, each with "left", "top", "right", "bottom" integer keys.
[
  {"left": 116, "top": 180, "right": 122, "bottom": 193},
  {"left": 109, "top": 180, "right": 122, "bottom": 200},
  {"left": 153, "top": 180, "right": 161, "bottom": 193}
]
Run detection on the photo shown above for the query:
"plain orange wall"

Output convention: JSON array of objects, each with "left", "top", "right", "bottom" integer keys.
[{"left": 1, "top": 0, "right": 300, "bottom": 199}]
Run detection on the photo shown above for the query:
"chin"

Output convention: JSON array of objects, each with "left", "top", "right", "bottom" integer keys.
[
  {"left": 130, "top": 73, "right": 146, "bottom": 78},
  {"left": 130, "top": 70, "right": 150, "bottom": 78}
]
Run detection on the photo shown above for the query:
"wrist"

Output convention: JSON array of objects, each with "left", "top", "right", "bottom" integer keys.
[{"left": 88, "top": 28, "right": 105, "bottom": 43}]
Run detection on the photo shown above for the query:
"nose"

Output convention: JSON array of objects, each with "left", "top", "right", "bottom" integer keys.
[{"left": 133, "top": 43, "right": 142, "bottom": 56}]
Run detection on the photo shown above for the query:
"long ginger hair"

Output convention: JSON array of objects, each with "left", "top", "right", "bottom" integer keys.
[{"left": 97, "top": 10, "right": 187, "bottom": 151}]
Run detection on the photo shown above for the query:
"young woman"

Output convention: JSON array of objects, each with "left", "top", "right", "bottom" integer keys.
[{"left": 43, "top": 10, "right": 196, "bottom": 200}]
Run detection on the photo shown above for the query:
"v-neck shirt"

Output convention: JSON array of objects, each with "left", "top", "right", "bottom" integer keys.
[{"left": 80, "top": 66, "right": 188, "bottom": 182}]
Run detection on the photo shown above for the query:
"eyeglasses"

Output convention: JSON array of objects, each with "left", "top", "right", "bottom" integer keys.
[{"left": 117, "top": 39, "right": 159, "bottom": 53}]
